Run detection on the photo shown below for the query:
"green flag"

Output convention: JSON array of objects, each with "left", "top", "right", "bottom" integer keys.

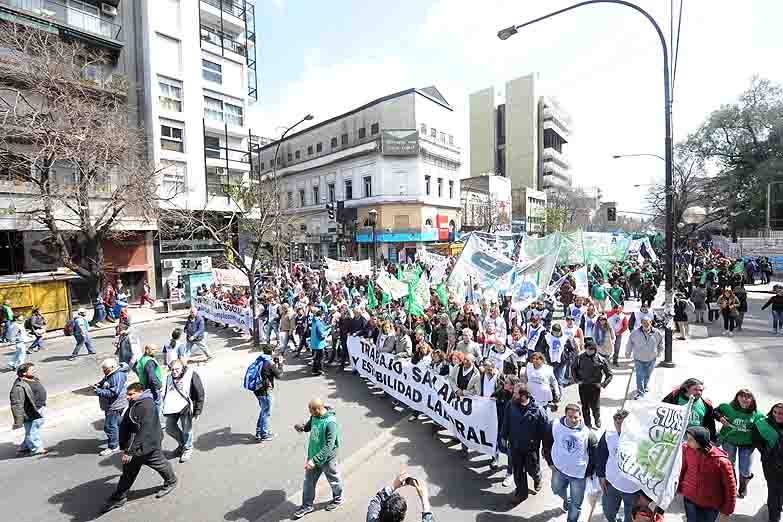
[
  {"left": 407, "top": 273, "right": 425, "bottom": 317},
  {"left": 436, "top": 282, "right": 449, "bottom": 309},
  {"left": 733, "top": 261, "right": 745, "bottom": 274},
  {"left": 381, "top": 292, "right": 391, "bottom": 307},
  {"left": 368, "top": 279, "right": 378, "bottom": 309}
]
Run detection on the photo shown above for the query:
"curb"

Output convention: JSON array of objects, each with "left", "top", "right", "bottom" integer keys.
[{"left": 45, "top": 309, "right": 190, "bottom": 341}]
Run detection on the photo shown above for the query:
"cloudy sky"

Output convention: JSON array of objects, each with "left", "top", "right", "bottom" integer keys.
[{"left": 249, "top": 0, "right": 783, "bottom": 212}]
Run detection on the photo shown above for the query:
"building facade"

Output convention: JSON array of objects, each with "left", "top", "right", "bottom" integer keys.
[
  {"left": 469, "top": 73, "right": 572, "bottom": 218},
  {"left": 460, "top": 174, "right": 512, "bottom": 233},
  {"left": 255, "top": 87, "right": 462, "bottom": 264}
]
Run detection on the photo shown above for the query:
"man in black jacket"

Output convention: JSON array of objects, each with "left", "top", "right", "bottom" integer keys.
[
  {"left": 571, "top": 338, "right": 613, "bottom": 429},
  {"left": 103, "top": 383, "right": 178, "bottom": 512}
]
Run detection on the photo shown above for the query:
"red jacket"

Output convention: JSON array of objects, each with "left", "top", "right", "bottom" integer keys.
[{"left": 678, "top": 444, "right": 736, "bottom": 515}]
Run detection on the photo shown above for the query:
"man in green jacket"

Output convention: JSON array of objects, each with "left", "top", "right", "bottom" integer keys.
[{"left": 292, "top": 398, "right": 343, "bottom": 519}]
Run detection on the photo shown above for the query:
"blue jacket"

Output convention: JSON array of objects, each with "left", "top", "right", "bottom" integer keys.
[
  {"left": 309, "top": 317, "right": 329, "bottom": 351},
  {"left": 185, "top": 314, "right": 205, "bottom": 340},
  {"left": 500, "top": 397, "right": 549, "bottom": 452},
  {"left": 96, "top": 363, "right": 129, "bottom": 411}
]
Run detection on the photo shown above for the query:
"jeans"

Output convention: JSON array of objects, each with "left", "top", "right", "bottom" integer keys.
[
  {"left": 721, "top": 441, "right": 754, "bottom": 477},
  {"left": 772, "top": 310, "right": 783, "bottom": 332},
  {"left": 111, "top": 449, "right": 177, "bottom": 501},
  {"left": 264, "top": 321, "right": 279, "bottom": 343},
  {"left": 683, "top": 497, "right": 719, "bottom": 522},
  {"left": 301, "top": 457, "right": 343, "bottom": 508},
  {"left": 612, "top": 334, "right": 623, "bottom": 364},
  {"left": 553, "top": 361, "right": 567, "bottom": 386},
  {"left": 510, "top": 448, "right": 540, "bottom": 501},
  {"left": 602, "top": 482, "right": 639, "bottom": 522},
  {"left": 278, "top": 332, "right": 291, "bottom": 355},
  {"left": 551, "top": 467, "right": 586, "bottom": 522},
  {"left": 21, "top": 409, "right": 45, "bottom": 452},
  {"left": 634, "top": 359, "right": 656, "bottom": 398},
  {"left": 10, "top": 339, "right": 26, "bottom": 368},
  {"left": 722, "top": 312, "right": 736, "bottom": 332},
  {"left": 695, "top": 309, "right": 705, "bottom": 323},
  {"left": 165, "top": 412, "right": 194, "bottom": 450},
  {"left": 187, "top": 339, "right": 211, "bottom": 358},
  {"left": 256, "top": 394, "right": 273, "bottom": 437},
  {"left": 72, "top": 335, "right": 96, "bottom": 356},
  {"left": 104, "top": 410, "right": 122, "bottom": 449},
  {"left": 312, "top": 349, "right": 324, "bottom": 374},
  {"left": 29, "top": 333, "right": 43, "bottom": 352}
]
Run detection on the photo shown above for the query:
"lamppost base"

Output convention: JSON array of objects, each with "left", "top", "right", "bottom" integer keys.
[{"left": 659, "top": 360, "right": 676, "bottom": 368}]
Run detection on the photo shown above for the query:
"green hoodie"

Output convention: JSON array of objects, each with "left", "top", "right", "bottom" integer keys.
[
  {"left": 307, "top": 409, "right": 341, "bottom": 466},
  {"left": 717, "top": 402, "right": 765, "bottom": 446}
]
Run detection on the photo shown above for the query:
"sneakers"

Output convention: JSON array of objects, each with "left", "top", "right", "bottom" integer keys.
[
  {"left": 292, "top": 506, "right": 315, "bottom": 519},
  {"left": 155, "top": 481, "right": 178, "bottom": 498},
  {"left": 561, "top": 499, "right": 570, "bottom": 513},
  {"left": 502, "top": 474, "right": 514, "bottom": 487},
  {"left": 490, "top": 457, "right": 500, "bottom": 471},
  {"left": 16, "top": 448, "right": 31, "bottom": 458},
  {"left": 408, "top": 414, "right": 418, "bottom": 422},
  {"left": 102, "top": 496, "right": 127, "bottom": 513},
  {"left": 534, "top": 478, "right": 542, "bottom": 492},
  {"left": 68, "top": 356, "right": 77, "bottom": 361},
  {"left": 31, "top": 448, "right": 49, "bottom": 456},
  {"left": 258, "top": 433, "right": 276, "bottom": 442},
  {"left": 99, "top": 447, "right": 120, "bottom": 457},
  {"left": 325, "top": 498, "right": 344, "bottom": 512},
  {"left": 179, "top": 449, "right": 193, "bottom": 463}
]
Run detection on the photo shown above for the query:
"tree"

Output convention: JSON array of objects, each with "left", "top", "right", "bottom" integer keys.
[
  {"left": 0, "top": 23, "right": 162, "bottom": 302},
  {"left": 546, "top": 186, "right": 586, "bottom": 233}
]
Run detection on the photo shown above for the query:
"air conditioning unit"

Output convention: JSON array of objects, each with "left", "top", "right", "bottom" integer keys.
[
  {"left": 101, "top": 3, "right": 118, "bottom": 16},
  {"left": 163, "top": 259, "right": 176, "bottom": 269}
]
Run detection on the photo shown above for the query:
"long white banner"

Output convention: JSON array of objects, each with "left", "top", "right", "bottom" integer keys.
[
  {"left": 194, "top": 296, "right": 253, "bottom": 332},
  {"left": 348, "top": 340, "right": 498, "bottom": 455},
  {"left": 325, "top": 258, "right": 372, "bottom": 277}
]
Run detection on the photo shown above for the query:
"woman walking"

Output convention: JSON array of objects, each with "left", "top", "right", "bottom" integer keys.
[
  {"left": 716, "top": 389, "right": 765, "bottom": 498},
  {"left": 718, "top": 288, "right": 740, "bottom": 336},
  {"left": 761, "top": 285, "right": 783, "bottom": 335}
]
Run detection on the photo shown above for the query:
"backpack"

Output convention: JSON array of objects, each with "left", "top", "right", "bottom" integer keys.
[
  {"left": 24, "top": 317, "right": 32, "bottom": 331},
  {"left": 63, "top": 319, "right": 75, "bottom": 336},
  {"left": 243, "top": 354, "right": 271, "bottom": 392}
]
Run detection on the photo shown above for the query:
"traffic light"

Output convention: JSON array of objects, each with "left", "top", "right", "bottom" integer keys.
[
  {"left": 607, "top": 206, "right": 617, "bottom": 222},
  {"left": 326, "top": 202, "right": 335, "bottom": 220}
]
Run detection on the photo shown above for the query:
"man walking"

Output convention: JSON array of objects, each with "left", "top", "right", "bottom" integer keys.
[
  {"left": 6, "top": 316, "right": 28, "bottom": 370},
  {"left": 625, "top": 318, "right": 663, "bottom": 399},
  {"left": 596, "top": 409, "right": 641, "bottom": 522},
  {"left": 28, "top": 307, "right": 47, "bottom": 352},
  {"left": 571, "top": 338, "right": 613, "bottom": 429},
  {"left": 161, "top": 359, "right": 205, "bottom": 463},
  {"left": 103, "top": 383, "right": 178, "bottom": 512},
  {"left": 135, "top": 344, "right": 163, "bottom": 408},
  {"left": 70, "top": 308, "right": 96, "bottom": 360},
  {"left": 94, "top": 358, "right": 129, "bottom": 456},
  {"left": 292, "top": 398, "right": 343, "bottom": 519},
  {"left": 245, "top": 346, "right": 283, "bottom": 442},
  {"left": 309, "top": 309, "right": 329, "bottom": 376},
  {"left": 500, "top": 384, "right": 548, "bottom": 505},
  {"left": 9, "top": 363, "right": 48, "bottom": 456},
  {"left": 185, "top": 306, "right": 212, "bottom": 361},
  {"left": 543, "top": 404, "right": 598, "bottom": 522},
  {"left": 606, "top": 303, "right": 628, "bottom": 367}
]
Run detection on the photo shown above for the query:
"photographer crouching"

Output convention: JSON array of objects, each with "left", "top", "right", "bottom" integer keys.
[{"left": 367, "top": 471, "right": 434, "bottom": 522}]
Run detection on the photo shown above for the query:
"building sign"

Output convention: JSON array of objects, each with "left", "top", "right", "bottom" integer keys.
[
  {"left": 180, "top": 256, "right": 212, "bottom": 274},
  {"left": 381, "top": 129, "right": 419, "bottom": 156},
  {"left": 436, "top": 215, "right": 450, "bottom": 241}
]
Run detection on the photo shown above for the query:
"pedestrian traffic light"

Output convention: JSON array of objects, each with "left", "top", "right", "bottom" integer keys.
[
  {"left": 326, "top": 202, "right": 335, "bottom": 220},
  {"left": 607, "top": 206, "right": 617, "bottom": 222}
]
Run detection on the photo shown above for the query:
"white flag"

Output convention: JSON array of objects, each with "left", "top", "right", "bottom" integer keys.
[
  {"left": 574, "top": 266, "right": 589, "bottom": 297},
  {"left": 616, "top": 398, "right": 693, "bottom": 510}
]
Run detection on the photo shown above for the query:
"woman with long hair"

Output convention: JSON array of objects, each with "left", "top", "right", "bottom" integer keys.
[
  {"left": 718, "top": 287, "right": 740, "bottom": 336},
  {"left": 592, "top": 315, "right": 616, "bottom": 358},
  {"left": 716, "top": 389, "right": 765, "bottom": 498}
]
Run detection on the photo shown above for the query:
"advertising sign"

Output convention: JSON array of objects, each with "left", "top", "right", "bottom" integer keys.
[{"left": 381, "top": 129, "right": 419, "bottom": 156}]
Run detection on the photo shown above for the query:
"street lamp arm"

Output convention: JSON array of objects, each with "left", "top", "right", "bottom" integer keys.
[{"left": 613, "top": 153, "right": 666, "bottom": 162}]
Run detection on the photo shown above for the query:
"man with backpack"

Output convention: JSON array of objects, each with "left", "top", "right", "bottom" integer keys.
[
  {"left": 244, "top": 346, "right": 284, "bottom": 442},
  {"left": 1, "top": 299, "right": 14, "bottom": 343},
  {"left": 70, "top": 308, "right": 96, "bottom": 360}
]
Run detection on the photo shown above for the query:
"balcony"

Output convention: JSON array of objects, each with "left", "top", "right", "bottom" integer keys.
[
  {"left": 541, "top": 147, "right": 570, "bottom": 169},
  {"left": 200, "top": 24, "right": 246, "bottom": 57},
  {"left": 200, "top": 0, "right": 248, "bottom": 23},
  {"left": 204, "top": 142, "right": 251, "bottom": 172},
  {"left": 541, "top": 106, "right": 571, "bottom": 136},
  {"left": 0, "top": 0, "right": 123, "bottom": 49}
]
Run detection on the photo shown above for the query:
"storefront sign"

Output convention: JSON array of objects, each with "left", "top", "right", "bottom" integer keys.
[
  {"left": 381, "top": 129, "right": 419, "bottom": 156},
  {"left": 180, "top": 256, "right": 212, "bottom": 274}
]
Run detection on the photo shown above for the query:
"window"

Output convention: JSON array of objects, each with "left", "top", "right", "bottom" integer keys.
[
  {"left": 449, "top": 180, "right": 454, "bottom": 199},
  {"left": 156, "top": 33, "right": 182, "bottom": 74},
  {"left": 437, "top": 178, "right": 443, "bottom": 197},
  {"left": 295, "top": 150, "right": 301, "bottom": 160},
  {"left": 307, "top": 145, "right": 313, "bottom": 156},
  {"left": 161, "top": 124, "right": 184, "bottom": 152},
  {"left": 341, "top": 133, "right": 348, "bottom": 146},
  {"left": 331, "top": 137, "right": 338, "bottom": 149},
  {"left": 202, "top": 59, "right": 222, "bottom": 83},
  {"left": 204, "top": 135, "right": 221, "bottom": 158},
  {"left": 424, "top": 175, "right": 431, "bottom": 195},
  {"left": 276, "top": 157, "right": 281, "bottom": 166},
  {"left": 224, "top": 103, "right": 243, "bottom": 126},
  {"left": 363, "top": 176, "right": 372, "bottom": 198},
  {"left": 286, "top": 191, "right": 293, "bottom": 208},
  {"left": 312, "top": 185, "right": 320, "bottom": 205},
  {"left": 316, "top": 142, "right": 323, "bottom": 153},
  {"left": 161, "top": 160, "right": 187, "bottom": 193},
  {"left": 448, "top": 134, "right": 454, "bottom": 146},
  {"left": 358, "top": 127, "right": 366, "bottom": 139},
  {"left": 344, "top": 180, "right": 353, "bottom": 200},
  {"left": 439, "top": 132, "right": 446, "bottom": 143},
  {"left": 328, "top": 183, "right": 335, "bottom": 203},
  {"left": 299, "top": 189, "right": 306, "bottom": 207},
  {"left": 204, "top": 96, "right": 243, "bottom": 126},
  {"left": 420, "top": 124, "right": 427, "bottom": 135},
  {"left": 430, "top": 127, "right": 437, "bottom": 138},
  {"left": 259, "top": 161, "right": 264, "bottom": 171},
  {"left": 287, "top": 153, "right": 292, "bottom": 162},
  {"left": 371, "top": 123, "right": 379, "bottom": 135},
  {"left": 158, "top": 76, "right": 182, "bottom": 112}
]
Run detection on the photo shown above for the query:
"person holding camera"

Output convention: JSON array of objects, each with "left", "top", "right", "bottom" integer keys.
[{"left": 366, "top": 471, "right": 434, "bottom": 522}]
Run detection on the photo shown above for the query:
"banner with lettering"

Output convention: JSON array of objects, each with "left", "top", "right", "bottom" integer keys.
[
  {"left": 348, "top": 340, "right": 498, "bottom": 455},
  {"left": 376, "top": 272, "right": 409, "bottom": 300},
  {"left": 616, "top": 399, "right": 693, "bottom": 510},
  {"left": 325, "top": 258, "right": 373, "bottom": 277},
  {"left": 193, "top": 296, "right": 253, "bottom": 332}
]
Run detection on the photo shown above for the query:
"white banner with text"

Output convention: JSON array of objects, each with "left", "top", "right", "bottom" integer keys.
[{"left": 194, "top": 296, "right": 253, "bottom": 332}]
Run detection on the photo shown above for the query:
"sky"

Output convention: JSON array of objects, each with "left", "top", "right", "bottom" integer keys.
[{"left": 248, "top": 0, "right": 783, "bottom": 213}]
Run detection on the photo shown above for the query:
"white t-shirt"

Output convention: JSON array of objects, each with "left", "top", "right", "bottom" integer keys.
[{"left": 526, "top": 362, "right": 555, "bottom": 404}]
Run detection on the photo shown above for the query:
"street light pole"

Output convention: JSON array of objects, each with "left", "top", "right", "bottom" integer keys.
[
  {"left": 499, "top": 0, "right": 675, "bottom": 367},
  {"left": 368, "top": 208, "right": 378, "bottom": 278}
]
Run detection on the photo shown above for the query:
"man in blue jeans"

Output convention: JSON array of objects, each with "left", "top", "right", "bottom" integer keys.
[
  {"left": 252, "top": 347, "right": 283, "bottom": 442},
  {"left": 543, "top": 404, "right": 598, "bottom": 522},
  {"left": 70, "top": 308, "right": 96, "bottom": 360},
  {"left": 10, "top": 363, "right": 48, "bottom": 456},
  {"left": 94, "top": 358, "right": 129, "bottom": 456},
  {"left": 625, "top": 318, "right": 663, "bottom": 399},
  {"left": 596, "top": 409, "right": 641, "bottom": 522}
]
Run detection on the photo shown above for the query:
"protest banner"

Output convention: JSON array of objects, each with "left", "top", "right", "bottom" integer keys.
[
  {"left": 193, "top": 296, "right": 253, "bottom": 332},
  {"left": 417, "top": 249, "right": 450, "bottom": 284},
  {"left": 447, "top": 235, "right": 515, "bottom": 300},
  {"left": 376, "top": 272, "right": 408, "bottom": 300},
  {"left": 348, "top": 341, "right": 498, "bottom": 455},
  {"left": 324, "top": 257, "right": 373, "bottom": 277},
  {"left": 212, "top": 268, "right": 249, "bottom": 287},
  {"left": 573, "top": 265, "right": 589, "bottom": 296},
  {"left": 616, "top": 398, "right": 693, "bottom": 510}
]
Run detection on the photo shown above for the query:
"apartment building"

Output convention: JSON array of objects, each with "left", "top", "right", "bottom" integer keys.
[
  {"left": 469, "top": 73, "right": 572, "bottom": 218},
  {"left": 254, "top": 87, "right": 462, "bottom": 264},
  {"left": 460, "top": 174, "right": 512, "bottom": 233}
]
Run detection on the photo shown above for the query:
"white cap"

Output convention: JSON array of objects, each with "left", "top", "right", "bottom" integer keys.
[{"left": 78, "top": 307, "right": 87, "bottom": 315}]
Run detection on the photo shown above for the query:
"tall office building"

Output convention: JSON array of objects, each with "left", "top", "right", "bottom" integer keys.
[{"left": 469, "top": 73, "right": 572, "bottom": 218}]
